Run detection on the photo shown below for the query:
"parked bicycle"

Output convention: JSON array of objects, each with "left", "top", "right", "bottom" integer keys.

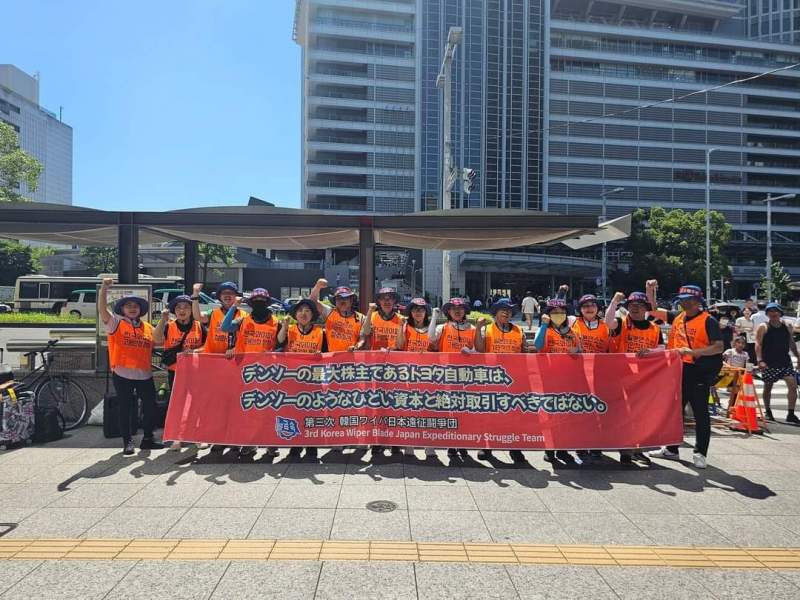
[{"left": 14, "top": 339, "right": 89, "bottom": 430}]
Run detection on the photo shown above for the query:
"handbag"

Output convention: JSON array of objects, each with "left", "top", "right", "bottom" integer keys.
[{"left": 160, "top": 324, "right": 191, "bottom": 368}]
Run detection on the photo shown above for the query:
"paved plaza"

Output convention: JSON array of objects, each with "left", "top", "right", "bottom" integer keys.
[{"left": 0, "top": 382, "right": 799, "bottom": 599}]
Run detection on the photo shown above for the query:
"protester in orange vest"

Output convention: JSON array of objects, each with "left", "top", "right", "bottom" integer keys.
[
  {"left": 310, "top": 279, "right": 362, "bottom": 352},
  {"left": 429, "top": 297, "right": 477, "bottom": 459},
  {"left": 395, "top": 298, "right": 437, "bottom": 458},
  {"left": 220, "top": 288, "right": 283, "bottom": 459},
  {"left": 358, "top": 288, "right": 403, "bottom": 351},
  {"left": 396, "top": 298, "right": 433, "bottom": 353},
  {"left": 278, "top": 298, "right": 326, "bottom": 461},
  {"left": 192, "top": 281, "right": 243, "bottom": 355},
  {"left": 604, "top": 287, "right": 665, "bottom": 466},
  {"left": 475, "top": 298, "right": 527, "bottom": 463},
  {"left": 572, "top": 295, "right": 610, "bottom": 353},
  {"left": 153, "top": 294, "right": 207, "bottom": 452},
  {"left": 430, "top": 297, "right": 477, "bottom": 354},
  {"left": 533, "top": 298, "right": 580, "bottom": 466},
  {"left": 98, "top": 278, "right": 163, "bottom": 455},
  {"left": 649, "top": 284, "right": 723, "bottom": 469}
]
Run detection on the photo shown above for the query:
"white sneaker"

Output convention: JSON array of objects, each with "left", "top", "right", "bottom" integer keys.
[
  {"left": 692, "top": 452, "right": 707, "bottom": 469},
  {"left": 648, "top": 447, "right": 680, "bottom": 461}
]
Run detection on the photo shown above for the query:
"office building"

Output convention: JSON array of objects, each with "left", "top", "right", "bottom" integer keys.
[{"left": 0, "top": 64, "right": 73, "bottom": 205}]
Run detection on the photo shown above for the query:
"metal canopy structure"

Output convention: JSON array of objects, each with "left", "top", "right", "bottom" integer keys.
[{"left": 0, "top": 202, "right": 628, "bottom": 305}]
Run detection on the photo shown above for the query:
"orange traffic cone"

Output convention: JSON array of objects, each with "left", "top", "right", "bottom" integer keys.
[{"left": 729, "top": 367, "right": 762, "bottom": 434}]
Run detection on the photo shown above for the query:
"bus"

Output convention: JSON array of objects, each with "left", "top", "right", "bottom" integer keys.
[{"left": 13, "top": 274, "right": 182, "bottom": 313}]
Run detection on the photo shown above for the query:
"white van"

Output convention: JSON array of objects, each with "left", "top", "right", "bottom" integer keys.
[{"left": 60, "top": 289, "right": 98, "bottom": 318}]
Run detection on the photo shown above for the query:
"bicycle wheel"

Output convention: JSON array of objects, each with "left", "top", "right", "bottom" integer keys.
[{"left": 36, "top": 376, "right": 88, "bottom": 430}]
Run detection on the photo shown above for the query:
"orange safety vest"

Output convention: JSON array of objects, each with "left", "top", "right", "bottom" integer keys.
[
  {"left": 610, "top": 317, "right": 662, "bottom": 353},
  {"left": 542, "top": 326, "right": 578, "bottom": 354},
  {"left": 204, "top": 307, "right": 243, "bottom": 354},
  {"left": 402, "top": 324, "right": 432, "bottom": 352},
  {"left": 572, "top": 319, "right": 610, "bottom": 353},
  {"left": 369, "top": 312, "right": 402, "bottom": 350},
  {"left": 234, "top": 315, "right": 279, "bottom": 354},
  {"left": 287, "top": 324, "right": 325, "bottom": 353},
  {"left": 484, "top": 322, "right": 524, "bottom": 353},
  {"left": 439, "top": 322, "right": 476, "bottom": 352},
  {"left": 163, "top": 320, "right": 204, "bottom": 371},
  {"left": 108, "top": 319, "right": 154, "bottom": 372},
  {"left": 325, "top": 310, "right": 362, "bottom": 352},
  {"left": 668, "top": 310, "right": 712, "bottom": 364}
]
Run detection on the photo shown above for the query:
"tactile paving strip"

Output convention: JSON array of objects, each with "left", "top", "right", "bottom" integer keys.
[{"left": 1, "top": 539, "right": 800, "bottom": 568}]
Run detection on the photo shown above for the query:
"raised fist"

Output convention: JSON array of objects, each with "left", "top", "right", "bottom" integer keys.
[
  {"left": 315, "top": 278, "right": 328, "bottom": 288},
  {"left": 368, "top": 303, "right": 377, "bottom": 311},
  {"left": 476, "top": 318, "right": 488, "bottom": 328},
  {"left": 161, "top": 309, "right": 170, "bottom": 320},
  {"left": 192, "top": 283, "right": 203, "bottom": 295},
  {"left": 101, "top": 278, "right": 114, "bottom": 288},
  {"left": 613, "top": 292, "right": 626, "bottom": 304},
  {"left": 646, "top": 279, "right": 658, "bottom": 290}
]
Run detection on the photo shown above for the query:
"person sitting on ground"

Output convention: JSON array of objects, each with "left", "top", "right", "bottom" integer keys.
[
  {"left": 153, "top": 294, "right": 207, "bottom": 452},
  {"left": 98, "top": 278, "right": 164, "bottom": 455},
  {"left": 755, "top": 302, "right": 799, "bottom": 424}
]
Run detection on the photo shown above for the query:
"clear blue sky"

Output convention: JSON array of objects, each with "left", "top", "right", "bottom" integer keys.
[{"left": 1, "top": 0, "right": 301, "bottom": 210}]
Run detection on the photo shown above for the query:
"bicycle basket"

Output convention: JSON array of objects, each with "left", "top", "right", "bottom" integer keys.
[{"left": 47, "top": 352, "right": 93, "bottom": 374}]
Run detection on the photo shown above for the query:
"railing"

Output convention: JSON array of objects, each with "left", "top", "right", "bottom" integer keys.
[
  {"left": 310, "top": 112, "right": 368, "bottom": 122},
  {"left": 313, "top": 17, "right": 413, "bottom": 34},
  {"left": 309, "top": 158, "right": 369, "bottom": 167},
  {"left": 308, "top": 180, "right": 369, "bottom": 189},
  {"left": 310, "top": 135, "right": 369, "bottom": 144},
  {"left": 314, "top": 44, "right": 413, "bottom": 60},
  {"left": 312, "top": 90, "right": 369, "bottom": 101}
]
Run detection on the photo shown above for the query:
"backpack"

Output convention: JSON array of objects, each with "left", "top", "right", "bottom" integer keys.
[{"left": 33, "top": 406, "right": 64, "bottom": 444}]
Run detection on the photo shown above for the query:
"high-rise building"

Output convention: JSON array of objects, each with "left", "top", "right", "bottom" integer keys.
[
  {"left": 295, "top": 1, "right": 800, "bottom": 299},
  {"left": 293, "top": 0, "right": 417, "bottom": 214},
  {"left": 0, "top": 64, "right": 73, "bottom": 205}
]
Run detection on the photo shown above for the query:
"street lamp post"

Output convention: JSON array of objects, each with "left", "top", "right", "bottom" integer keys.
[
  {"left": 599, "top": 187, "right": 625, "bottom": 299},
  {"left": 436, "top": 26, "right": 462, "bottom": 304},
  {"left": 759, "top": 193, "right": 796, "bottom": 302},
  {"left": 705, "top": 148, "right": 718, "bottom": 302}
]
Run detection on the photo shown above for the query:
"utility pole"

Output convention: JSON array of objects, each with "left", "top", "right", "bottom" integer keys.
[
  {"left": 760, "top": 193, "right": 796, "bottom": 302},
  {"left": 436, "top": 26, "right": 462, "bottom": 303},
  {"left": 705, "top": 148, "right": 718, "bottom": 302}
]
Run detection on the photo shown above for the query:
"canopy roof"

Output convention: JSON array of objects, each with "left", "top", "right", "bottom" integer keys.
[{"left": 0, "top": 203, "right": 626, "bottom": 251}]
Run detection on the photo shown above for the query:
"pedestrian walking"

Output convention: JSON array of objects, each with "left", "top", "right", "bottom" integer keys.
[
  {"left": 521, "top": 291, "right": 539, "bottom": 331},
  {"left": 755, "top": 303, "right": 799, "bottom": 424}
]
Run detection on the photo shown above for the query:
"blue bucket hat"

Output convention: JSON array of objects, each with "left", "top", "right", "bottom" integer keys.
[
  {"left": 490, "top": 298, "right": 517, "bottom": 315},
  {"left": 167, "top": 294, "right": 193, "bottom": 313},
  {"left": 289, "top": 298, "right": 320, "bottom": 322},
  {"left": 765, "top": 302, "right": 784, "bottom": 316},
  {"left": 113, "top": 296, "right": 149, "bottom": 317},
  {"left": 676, "top": 285, "right": 704, "bottom": 301},
  {"left": 217, "top": 281, "right": 239, "bottom": 295}
]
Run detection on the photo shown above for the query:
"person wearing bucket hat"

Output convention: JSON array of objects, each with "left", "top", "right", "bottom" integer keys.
[
  {"left": 474, "top": 298, "right": 527, "bottom": 463},
  {"left": 755, "top": 302, "right": 799, "bottom": 424},
  {"left": 532, "top": 298, "right": 582, "bottom": 466},
  {"left": 97, "top": 278, "right": 164, "bottom": 455},
  {"left": 430, "top": 297, "right": 477, "bottom": 354},
  {"left": 648, "top": 282, "right": 723, "bottom": 469},
  {"left": 396, "top": 298, "right": 433, "bottom": 353},
  {"left": 571, "top": 294, "right": 610, "bottom": 354},
  {"left": 153, "top": 294, "right": 207, "bottom": 452},
  {"left": 358, "top": 287, "right": 403, "bottom": 351},
  {"left": 310, "top": 278, "right": 363, "bottom": 352},
  {"left": 192, "top": 281, "right": 244, "bottom": 355},
  {"left": 278, "top": 298, "right": 327, "bottom": 461},
  {"left": 218, "top": 288, "right": 282, "bottom": 459}
]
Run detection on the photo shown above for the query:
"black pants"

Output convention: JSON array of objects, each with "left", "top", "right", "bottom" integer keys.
[
  {"left": 745, "top": 343, "right": 756, "bottom": 365},
  {"left": 667, "top": 364, "right": 712, "bottom": 457},
  {"left": 112, "top": 373, "right": 157, "bottom": 441}
]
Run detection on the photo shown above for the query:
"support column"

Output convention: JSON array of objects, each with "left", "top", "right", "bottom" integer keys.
[
  {"left": 117, "top": 214, "right": 139, "bottom": 284},
  {"left": 358, "top": 221, "right": 375, "bottom": 308},
  {"left": 183, "top": 240, "right": 198, "bottom": 293}
]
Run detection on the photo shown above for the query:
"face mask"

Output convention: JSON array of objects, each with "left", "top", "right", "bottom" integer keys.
[
  {"left": 251, "top": 303, "right": 269, "bottom": 320},
  {"left": 550, "top": 313, "right": 567, "bottom": 327}
]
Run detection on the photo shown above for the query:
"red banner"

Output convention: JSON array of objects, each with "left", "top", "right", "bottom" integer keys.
[{"left": 164, "top": 351, "right": 684, "bottom": 450}]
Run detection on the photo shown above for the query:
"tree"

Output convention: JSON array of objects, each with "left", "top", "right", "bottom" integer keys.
[
  {"left": 759, "top": 261, "right": 792, "bottom": 304},
  {"left": 80, "top": 246, "right": 118, "bottom": 274},
  {"left": 0, "top": 240, "right": 36, "bottom": 285},
  {"left": 0, "top": 121, "right": 42, "bottom": 202},
  {"left": 198, "top": 243, "right": 236, "bottom": 285},
  {"left": 610, "top": 207, "right": 732, "bottom": 298}
]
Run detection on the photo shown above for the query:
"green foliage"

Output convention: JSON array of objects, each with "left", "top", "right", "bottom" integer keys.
[
  {"left": 759, "top": 261, "right": 792, "bottom": 303},
  {"left": 611, "top": 207, "right": 732, "bottom": 298},
  {"left": 0, "top": 121, "right": 42, "bottom": 202},
  {"left": 30, "top": 246, "right": 55, "bottom": 272},
  {"left": 0, "top": 311, "right": 94, "bottom": 324},
  {"left": 80, "top": 246, "right": 118, "bottom": 274},
  {"left": 198, "top": 243, "right": 236, "bottom": 285},
  {"left": 0, "top": 240, "right": 36, "bottom": 285}
]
